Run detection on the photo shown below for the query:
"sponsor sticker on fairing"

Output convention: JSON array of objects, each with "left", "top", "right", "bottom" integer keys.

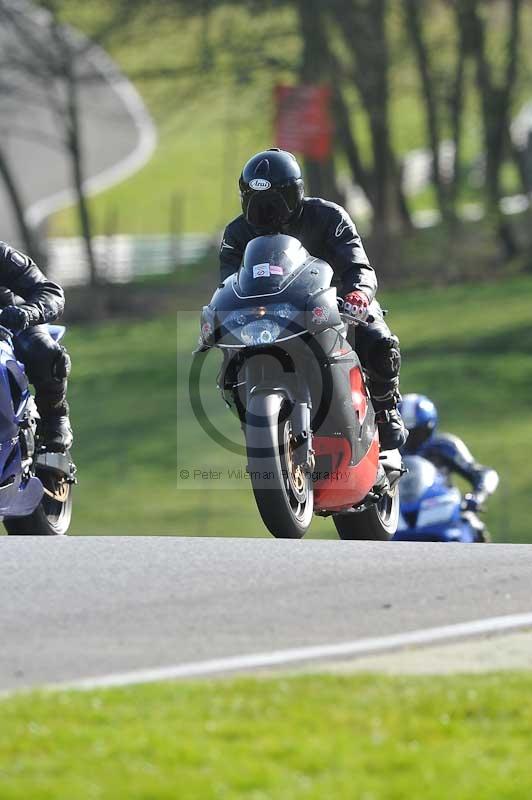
[
  {"left": 269, "top": 265, "right": 283, "bottom": 276},
  {"left": 253, "top": 263, "right": 270, "bottom": 278},
  {"left": 201, "top": 322, "right": 213, "bottom": 340},
  {"left": 312, "top": 305, "right": 330, "bottom": 324}
]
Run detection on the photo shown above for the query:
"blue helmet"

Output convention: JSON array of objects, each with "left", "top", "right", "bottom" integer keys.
[{"left": 399, "top": 394, "right": 438, "bottom": 453}]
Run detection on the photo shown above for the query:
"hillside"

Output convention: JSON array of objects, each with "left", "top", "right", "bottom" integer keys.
[{"left": 48, "top": 1, "right": 532, "bottom": 238}]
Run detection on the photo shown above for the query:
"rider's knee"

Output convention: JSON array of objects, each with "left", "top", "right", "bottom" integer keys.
[
  {"left": 25, "top": 341, "right": 71, "bottom": 385},
  {"left": 51, "top": 346, "right": 71, "bottom": 381},
  {"left": 367, "top": 336, "right": 401, "bottom": 380}
]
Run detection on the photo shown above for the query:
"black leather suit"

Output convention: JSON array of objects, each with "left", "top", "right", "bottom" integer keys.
[
  {"left": 0, "top": 242, "right": 71, "bottom": 421},
  {"left": 220, "top": 197, "right": 401, "bottom": 408}
]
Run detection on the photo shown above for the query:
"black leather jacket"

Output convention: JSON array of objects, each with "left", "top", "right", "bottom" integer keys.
[
  {"left": 219, "top": 197, "right": 377, "bottom": 301},
  {"left": 0, "top": 242, "right": 64, "bottom": 325}
]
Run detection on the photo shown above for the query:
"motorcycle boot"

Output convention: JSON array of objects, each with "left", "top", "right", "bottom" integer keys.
[
  {"left": 360, "top": 333, "right": 408, "bottom": 450},
  {"left": 36, "top": 384, "right": 73, "bottom": 453},
  {"left": 10, "top": 317, "right": 74, "bottom": 453},
  {"left": 370, "top": 378, "right": 408, "bottom": 451},
  {"left": 33, "top": 344, "right": 73, "bottom": 453}
]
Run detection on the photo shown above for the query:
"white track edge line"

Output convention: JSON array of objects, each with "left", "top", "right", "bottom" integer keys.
[
  {"left": 22, "top": 3, "right": 157, "bottom": 228},
  {"left": 37, "top": 612, "right": 532, "bottom": 693}
]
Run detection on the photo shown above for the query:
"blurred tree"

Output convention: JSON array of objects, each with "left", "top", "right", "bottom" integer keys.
[
  {"left": 294, "top": 0, "right": 342, "bottom": 202},
  {"left": 456, "top": 0, "right": 523, "bottom": 257},
  {"left": 0, "top": 19, "right": 49, "bottom": 261},
  {"left": 0, "top": 0, "right": 141, "bottom": 281},
  {"left": 327, "top": 0, "right": 412, "bottom": 250},
  {"left": 0, "top": 144, "right": 43, "bottom": 261},
  {"left": 139, "top": 0, "right": 341, "bottom": 198},
  {"left": 2, "top": 0, "right": 527, "bottom": 273},
  {"left": 403, "top": 0, "right": 453, "bottom": 223},
  {"left": 447, "top": 1, "right": 467, "bottom": 215}
]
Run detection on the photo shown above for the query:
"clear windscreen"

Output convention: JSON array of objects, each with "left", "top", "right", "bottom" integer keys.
[{"left": 237, "top": 234, "right": 309, "bottom": 296}]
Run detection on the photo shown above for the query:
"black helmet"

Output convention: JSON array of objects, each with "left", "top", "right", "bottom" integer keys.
[{"left": 239, "top": 148, "right": 304, "bottom": 231}]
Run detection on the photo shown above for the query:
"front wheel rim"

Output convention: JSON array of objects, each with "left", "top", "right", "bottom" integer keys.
[
  {"left": 281, "top": 421, "right": 312, "bottom": 524},
  {"left": 38, "top": 470, "right": 72, "bottom": 533},
  {"left": 375, "top": 487, "right": 399, "bottom": 532}
]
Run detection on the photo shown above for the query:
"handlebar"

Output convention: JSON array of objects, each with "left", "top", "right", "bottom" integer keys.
[
  {"left": 339, "top": 313, "right": 373, "bottom": 328},
  {"left": 337, "top": 299, "right": 375, "bottom": 328}
]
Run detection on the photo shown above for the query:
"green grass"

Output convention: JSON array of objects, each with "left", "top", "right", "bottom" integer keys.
[
  {"left": 50, "top": 3, "right": 292, "bottom": 236},
  {"left": 52, "top": 83, "right": 269, "bottom": 236},
  {"left": 1, "top": 671, "right": 532, "bottom": 799},
  {"left": 62, "top": 272, "right": 532, "bottom": 541}
]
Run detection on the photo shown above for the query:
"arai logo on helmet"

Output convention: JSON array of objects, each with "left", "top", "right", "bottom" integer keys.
[{"left": 249, "top": 178, "right": 271, "bottom": 191}]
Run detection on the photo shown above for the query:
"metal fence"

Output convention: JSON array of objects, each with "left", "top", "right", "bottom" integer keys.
[{"left": 47, "top": 234, "right": 213, "bottom": 286}]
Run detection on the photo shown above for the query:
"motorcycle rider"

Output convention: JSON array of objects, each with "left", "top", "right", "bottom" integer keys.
[
  {"left": 400, "top": 393, "right": 499, "bottom": 532},
  {"left": 219, "top": 148, "right": 407, "bottom": 450},
  {"left": 0, "top": 241, "right": 72, "bottom": 452}
]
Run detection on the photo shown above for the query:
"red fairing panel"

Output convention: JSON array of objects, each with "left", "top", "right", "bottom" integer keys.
[
  {"left": 313, "top": 433, "right": 380, "bottom": 512},
  {"left": 350, "top": 366, "right": 368, "bottom": 424}
]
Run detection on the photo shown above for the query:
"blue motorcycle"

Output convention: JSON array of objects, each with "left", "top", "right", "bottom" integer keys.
[
  {"left": 0, "top": 323, "right": 76, "bottom": 535},
  {"left": 393, "top": 455, "right": 486, "bottom": 543}
]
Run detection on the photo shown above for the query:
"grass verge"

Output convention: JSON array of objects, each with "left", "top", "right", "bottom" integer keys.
[{"left": 1, "top": 671, "right": 531, "bottom": 799}]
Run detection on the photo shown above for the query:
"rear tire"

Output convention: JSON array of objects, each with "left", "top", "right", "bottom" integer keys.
[
  {"left": 334, "top": 486, "right": 399, "bottom": 541},
  {"left": 4, "top": 468, "right": 73, "bottom": 536},
  {"left": 246, "top": 393, "right": 313, "bottom": 539}
]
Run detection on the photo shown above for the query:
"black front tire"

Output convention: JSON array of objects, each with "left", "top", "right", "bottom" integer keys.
[
  {"left": 334, "top": 486, "right": 399, "bottom": 541},
  {"left": 246, "top": 393, "right": 313, "bottom": 539},
  {"left": 4, "top": 469, "right": 73, "bottom": 536}
]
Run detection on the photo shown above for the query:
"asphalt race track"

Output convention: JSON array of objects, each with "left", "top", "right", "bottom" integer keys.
[{"left": 1, "top": 537, "right": 532, "bottom": 692}]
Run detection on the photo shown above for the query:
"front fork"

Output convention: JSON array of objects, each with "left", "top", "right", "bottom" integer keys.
[
  {"left": 290, "top": 402, "right": 314, "bottom": 471},
  {"left": 242, "top": 352, "right": 315, "bottom": 474}
]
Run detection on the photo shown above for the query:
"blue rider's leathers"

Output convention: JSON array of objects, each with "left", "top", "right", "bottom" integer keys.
[{"left": 409, "top": 431, "right": 499, "bottom": 509}]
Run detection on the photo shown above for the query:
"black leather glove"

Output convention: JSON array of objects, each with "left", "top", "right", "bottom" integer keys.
[{"left": 0, "top": 305, "right": 30, "bottom": 332}]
